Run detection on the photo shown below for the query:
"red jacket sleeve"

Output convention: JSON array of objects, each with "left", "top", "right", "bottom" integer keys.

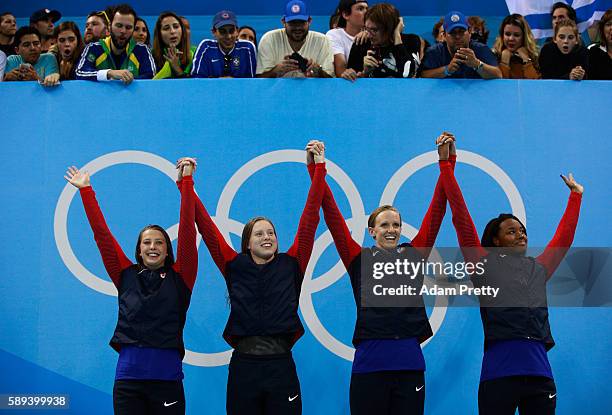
[
  {"left": 286, "top": 163, "right": 327, "bottom": 273},
  {"left": 439, "top": 160, "right": 488, "bottom": 263},
  {"left": 410, "top": 155, "right": 457, "bottom": 257},
  {"left": 79, "top": 186, "right": 133, "bottom": 288},
  {"left": 172, "top": 176, "right": 198, "bottom": 290},
  {"left": 307, "top": 163, "right": 361, "bottom": 269},
  {"left": 177, "top": 180, "right": 238, "bottom": 278},
  {"left": 536, "top": 191, "right": 582, "bottom": 279}
]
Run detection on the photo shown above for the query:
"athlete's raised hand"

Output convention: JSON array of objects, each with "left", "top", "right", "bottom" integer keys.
[
  {"left": 436, "top": 131, "right": 455, "bottom": 161},
  {"left": 305, "top": 140, "right": 322, "bottom": 165},
  {"left": 560, "top": 173, "right": 583, "bottom": 194},
  {"left": 313, "top": 141, "right": 325, "bottom": 164},
  {"left": 65, "top": 166, "right": 91, "bottom": 189},
  {"left": 176, "top": 157, "right": 197, "bottom": 180}
]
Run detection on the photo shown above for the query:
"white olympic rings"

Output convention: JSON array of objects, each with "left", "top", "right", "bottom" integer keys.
[{"left": 54, "top": 149, "right": 525, "bottom": 366}]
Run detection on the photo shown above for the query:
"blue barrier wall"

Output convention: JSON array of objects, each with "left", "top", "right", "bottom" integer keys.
[
  {"left": 0, "top": 79, "right": 610, "bottom": 414},
  {"left": 7, "top": 1, "right": 510, "bottom": 18}
]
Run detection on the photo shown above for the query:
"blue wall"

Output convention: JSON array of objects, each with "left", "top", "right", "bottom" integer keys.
[{"left": 0, "top": 79, "right": 610, "bottom": 414}]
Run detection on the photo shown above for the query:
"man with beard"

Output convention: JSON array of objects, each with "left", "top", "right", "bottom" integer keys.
[
  {"left": 421, "top": 11, "right": 500, "bottom": 79},
  {"left": 257, "top": 0, "right": 334, "bottom": 77},
  {"left": 3, "top": 26, "right": 59, "bottom": 86},
  {"left": 191, "top": 10, "right": 256, "bottom": 78},
  {"left": 30, "top": 9, "right": 61, "bottom": 53},
  {"left": 76, "top": 4, "right": 155, "bottom": 84},
  {"left": 0, "top": 12, "right": 17, "bottom": 56},
  {"left": 84, "top": 10, "right": 110, "bottom": 44}
]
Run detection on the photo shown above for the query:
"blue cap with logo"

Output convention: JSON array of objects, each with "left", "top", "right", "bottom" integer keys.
[
  {"left": 443, "top": 11, "right": 468, "bottom": 33},
  {"left": 284, "top": 0, "right": 309, "bottom": 22},
  {"left": 212, "top": 10, "right": 237, "bottom": 29},
  {"left": 30, "top": 8, "right": 61, "bottom": 24}
]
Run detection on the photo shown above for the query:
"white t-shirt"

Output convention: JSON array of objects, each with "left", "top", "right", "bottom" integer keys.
[
  {"left": 326, "top": 28, "right": 355, "bottom": 61},
  {"left": 256, "top": 28, "right": 334, "bottom": 76}
]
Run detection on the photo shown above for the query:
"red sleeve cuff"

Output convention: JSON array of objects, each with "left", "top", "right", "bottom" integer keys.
[
  {"left": 79, "top": 186, "right": 94, "bottom": 195},
  {"left": 569, "top": 191, "right": 582, "bottom": 200}
]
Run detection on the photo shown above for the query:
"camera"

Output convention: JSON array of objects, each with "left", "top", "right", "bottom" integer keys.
[{"left": 290, "top": 52, "right": 308, "bottom": 73}]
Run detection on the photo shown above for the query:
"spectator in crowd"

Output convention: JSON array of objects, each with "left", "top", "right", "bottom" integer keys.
[
  {"left": 0, "top": 50, "right": 6, "bottom": 80},
  {"left": 30, "top": 8, "right": 61, "bottom": 52},
  {"left": 419, "top": 37, "right": 430, "bottom": 62},
  {"left": 421, "top": 11, "right": 501, "bottom": 79},
  {"left": 346, "top": 3, "right": 421, "bottom": 80},
  {"left": 152, "top": 11, "right": 194, "bottom": 79},
  {"left": 327, "top": 0, "right": 368, "bottom": 78},
  {"left": 257, "top": 0, "right": 334, "bottom": 78},
  {"left": 238, "top": 25, "right": 257, "bottom": 45},
  {"left": 0, "top": 12, "right": 17, "bottom": 56},
  {"left": 467, "top": 15, "right": 489, "bottom": 45},
  {"left": 52, "top": 21, "right": 84, "bottom": 80},
  {"left": 76, "top": 4, "right": 155, "bottom": 83},
  {"left": 492, "top": 14, "right": 540, "bottom": 79},
  {"left": 84, "top": 11, "right": 110, "bottom": 44},
  {"left": 432, "top": 17, "right": 445, "bottom": 43},
  {"left": 133, "top": 17, "right": 150, "bottom": 46},
  {"left": 544, "top": 2, "right": 579, "bottom": 44},
  {"left": 191, "top": 10, "right": 256, "bottom": 78},
  {"left": 588, "top": 9, "right": 612, "bottom": 80},
  {"left": 329, "top": 8, "right": 341, "bottom": 30},
  {"left": 540, "top": 20, "right": 588, "bottom": 80},
  {"left": 179, "top": 16, "right": 191, "bottom": 42},
  {"left": 3, "top": 26, "right": 59, "bottom": 86},
  {"left": 552, "top": 2, "right": 577, "bottom": 28}
]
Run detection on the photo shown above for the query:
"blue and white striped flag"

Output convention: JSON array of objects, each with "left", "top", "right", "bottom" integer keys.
[{"left": 506, "top": 0, "right": 612, "bottom": 38}]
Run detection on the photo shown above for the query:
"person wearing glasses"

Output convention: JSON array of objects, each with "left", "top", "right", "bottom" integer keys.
[
  {"left": 346, "top": 3, "right": 421, "bottom": 79},
  {"left": 191, "top": 10, "right": 256, "bottom": 78},
  {"left": 421, "top": 10, "right": 501, "bottom": 79}
]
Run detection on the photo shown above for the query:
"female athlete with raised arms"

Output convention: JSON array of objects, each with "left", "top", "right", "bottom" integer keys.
[
  {"left": 65, "top": 159, "right": 197, "bottom": 415},
  {"left": 176, "top": 144, "right": 326, "bottom": 415},
  {"left": 305, "top": 136, "right": 455, "bottom": 415},
  {"left": 436, "top": 135, "right": 582, "bottom": 415}
]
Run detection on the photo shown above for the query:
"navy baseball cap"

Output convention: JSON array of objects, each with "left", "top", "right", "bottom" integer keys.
[
  {"left": 30, "top": 8, "right": 61, "bottom": 24},
  {"left": 443, "top": 11, "right": 468, "bottom": 33},
  {"left": 212, "top": 10, "right": 237, "bottom": 29},
  {"left": 284, "top": 0, "right": 309, "bottom": 22}
]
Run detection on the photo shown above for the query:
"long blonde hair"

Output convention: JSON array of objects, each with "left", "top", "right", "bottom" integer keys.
[{"left": 493, "top": 14, "right": 539, "bottom": 67}]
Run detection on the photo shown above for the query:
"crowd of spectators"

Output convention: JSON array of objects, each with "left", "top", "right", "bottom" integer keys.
[{"left": 0, "top": 1, "right": 610, "bottom": 85}]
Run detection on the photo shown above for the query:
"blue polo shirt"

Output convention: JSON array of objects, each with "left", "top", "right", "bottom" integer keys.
[
  {"left": 422, "top": 40, "right": 498, "bottom": 79},
  {"left": 191, "top": 39, "right": 256, "bottom": 78}
]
